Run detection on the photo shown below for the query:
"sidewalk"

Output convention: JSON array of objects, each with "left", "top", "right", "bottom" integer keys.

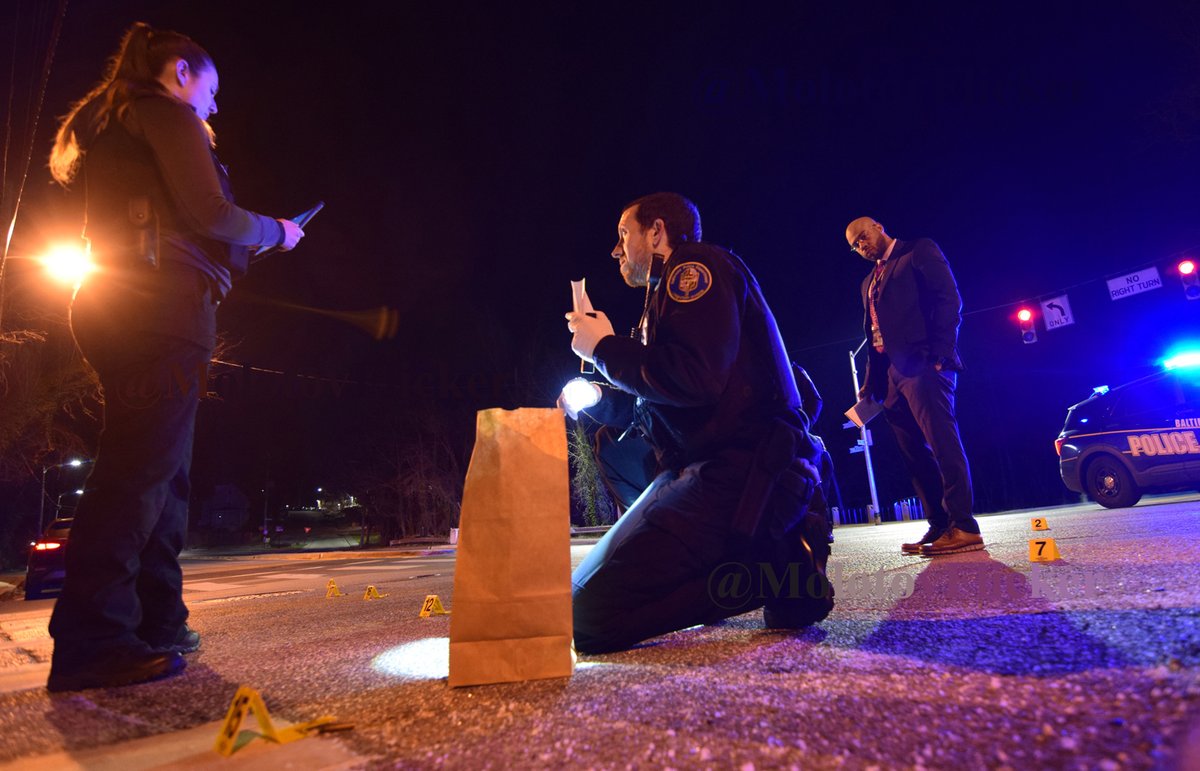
[{"left": 0, "top": 575, "right": 22, "bottom": 602}]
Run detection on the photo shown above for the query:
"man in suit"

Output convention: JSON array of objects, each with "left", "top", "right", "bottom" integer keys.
[{"left": 845, "top": 216, "right": 982, "bottom": 556}]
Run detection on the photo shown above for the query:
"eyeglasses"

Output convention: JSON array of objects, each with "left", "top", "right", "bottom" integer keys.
[{"left": 849, "top": 231, "right": 869, "bottom": 253}]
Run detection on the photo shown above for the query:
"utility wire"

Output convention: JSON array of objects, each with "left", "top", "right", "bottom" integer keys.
[
  {"left": 965, "top": 243, "right": 1200, "bottom": 316},
  {"left": 791, "top": 243, "right": 1200, "bottom": 356},
  {"left": 208, "top": 357, "right": 401, "bottom": 391},
  {"left": 218, "top": 235, "right": 1200, "bottom": 382},
  {"left": 0, "top": 0, "right": 69, "bottom": 332}
]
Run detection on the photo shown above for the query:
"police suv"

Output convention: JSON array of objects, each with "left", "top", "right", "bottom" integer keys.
[{"left": 1056, "top": 362, "right": 1200, "bottom": 508}]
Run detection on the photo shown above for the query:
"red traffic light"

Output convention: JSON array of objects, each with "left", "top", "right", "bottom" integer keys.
[
  {"left": 1016, "top": 306, "right": 1037, "bottom": 343},
  {"left": 1180, "top": 259, "right": 1200, "bottom": 300}
]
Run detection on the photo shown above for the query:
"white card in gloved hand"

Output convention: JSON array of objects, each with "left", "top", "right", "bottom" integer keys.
[
  {"left": 570, "top": 279, "right": 594, "bottom": 315},
  {"left": 570, "top": 279, "right": 595, "bottom": 373}
]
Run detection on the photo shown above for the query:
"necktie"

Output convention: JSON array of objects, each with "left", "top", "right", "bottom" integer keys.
[{"left": 868, "top": 261, "right": 887, "bottom": 352}]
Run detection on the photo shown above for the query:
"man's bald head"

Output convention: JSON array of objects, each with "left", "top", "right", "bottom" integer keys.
[{"left": 845, "top": 217, "right": 893, "bottom": 262}]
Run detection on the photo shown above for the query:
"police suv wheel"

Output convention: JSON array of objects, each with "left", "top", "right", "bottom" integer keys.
[{"left": 1085, "top": 455, "right": 1141, "bottom": 509}]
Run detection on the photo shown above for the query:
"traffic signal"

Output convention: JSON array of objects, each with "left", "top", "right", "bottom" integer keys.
[
  {"left": 1017, "top": 307, "right": 1037, "bottom": 344},
  {"left": 1179, "top": 258, "right": 1199, "bottom": 301}
]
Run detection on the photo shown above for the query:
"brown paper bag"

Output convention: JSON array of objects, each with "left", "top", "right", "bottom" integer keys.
[{"left": 448, "top": 407, "right": 575, "bottom": 687}]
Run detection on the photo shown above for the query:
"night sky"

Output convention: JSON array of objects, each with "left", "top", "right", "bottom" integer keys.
[{"left": 6, "top": 1, "right": 1200, "bottom": 515}]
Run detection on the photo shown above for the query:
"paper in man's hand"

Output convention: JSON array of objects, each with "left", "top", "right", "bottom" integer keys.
[
  {"left": 570, "top": 279, "right": 594, "bottom": 315},
  {"left": 844, "top": 396, "right": 884, "bottom": 428},
  {"left": 571, "top": 279, "right": 595, "bottom": 373}
]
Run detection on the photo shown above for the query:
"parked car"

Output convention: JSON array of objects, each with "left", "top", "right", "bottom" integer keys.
[
  {"left": 1056, "top": 363, "right": 1200, "bottom": 508},
  {"left": 24, "top": 518, "right": 72, "bottom": 601}
]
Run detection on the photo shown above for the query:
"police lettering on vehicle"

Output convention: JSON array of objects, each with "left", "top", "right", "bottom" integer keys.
[
  {"left": 1126, "top": 430, "right": 1200, "bottom": 457},
  {"left": 666, "top": 262, "right": 713, "bottom": 303},
  {"left": 1177, "top": 418, "right": 1200, "bottom": 428}
]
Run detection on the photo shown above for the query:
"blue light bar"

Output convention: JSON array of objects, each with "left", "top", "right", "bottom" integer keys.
[{"left": 1164, "top": 351, "right": 1200, "bottom": 370}]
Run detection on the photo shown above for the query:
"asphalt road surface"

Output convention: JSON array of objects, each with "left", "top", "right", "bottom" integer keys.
[{"left": 0, "top": 498, "right": 1198, "bottom": 769}]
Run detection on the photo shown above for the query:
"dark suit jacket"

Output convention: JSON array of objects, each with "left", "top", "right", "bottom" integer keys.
[{"left": 861, "top": 238, "right": 964, "bottom": 400}]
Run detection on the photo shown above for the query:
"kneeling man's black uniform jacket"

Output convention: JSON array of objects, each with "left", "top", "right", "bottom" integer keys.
[{"left": 588, "top": 242, "right": 810, "bottom": 473}]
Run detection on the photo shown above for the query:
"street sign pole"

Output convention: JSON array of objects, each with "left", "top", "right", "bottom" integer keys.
[{"left": 849, "top": 340, "right": 881, "bottom": 520}]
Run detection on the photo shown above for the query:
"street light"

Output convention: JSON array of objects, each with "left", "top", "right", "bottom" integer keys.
[
  {"left": 55, "top": 489, "right": 84, "bottom": 518},
  {"left": 39, "top": 459, "right": 90, "bottom": 536},
  {"left": 39, "top": 242, "right": 96, "bottom": 285}
]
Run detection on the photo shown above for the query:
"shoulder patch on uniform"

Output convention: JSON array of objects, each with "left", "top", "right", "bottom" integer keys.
[{"left": 666, "top": 262, "right": 713, "bottom": 303}]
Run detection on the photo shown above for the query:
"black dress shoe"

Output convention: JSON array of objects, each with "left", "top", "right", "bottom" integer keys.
[
  {"left": 763, "top": 590, "right": 834, "bottom": 629},
  {"left": 763, "top": 516, "right": 835, "bottom": 629},
  {"left": 47, "top": 648, "right": 186, "bottom": 692}
]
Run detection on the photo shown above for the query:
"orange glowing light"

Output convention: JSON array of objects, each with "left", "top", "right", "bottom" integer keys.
[
  {"left": 1180, "top": 259, "right": 1197, "bottom": 276},
  {"left": 1017, "top": 308, "right": 1033, "bottom": 322},
  {"left": 40, "top": 244, "right": 95, "bottom": 284}
]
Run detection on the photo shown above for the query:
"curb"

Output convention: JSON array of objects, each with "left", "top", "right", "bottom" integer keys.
[{"left": 182, "top": 531, "right": 609, "bottom": 561}]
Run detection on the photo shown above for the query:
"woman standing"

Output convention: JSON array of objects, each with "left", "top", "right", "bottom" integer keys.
[{"left": 46, "top": 22, "right": 304, "bottom": 691}]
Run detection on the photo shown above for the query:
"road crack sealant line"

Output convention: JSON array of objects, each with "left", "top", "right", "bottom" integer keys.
[{"left": 193, "top": 591, "right": 305, "bottom": 605}]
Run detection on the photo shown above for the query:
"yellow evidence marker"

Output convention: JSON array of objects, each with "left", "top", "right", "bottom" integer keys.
[
  {"left": 325, "top": 579, "right": 345, "bottom": 598},
  {"left": 1031, "top": 517, "right": 1050, "bottom": 531},
  {"left": 363, "top": 585, "right": 388, "bottom": 600},
  {"left": 1029, "top": 538, "right": 1062, "bottom": 562},
  {"left": 214, "top": 685, "right": 338, "bottom": 757},
  {"left": 419, "top": 594, "right": 450, "bottom": 617}
]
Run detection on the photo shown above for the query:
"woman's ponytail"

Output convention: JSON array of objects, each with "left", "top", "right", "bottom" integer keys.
[
  {"left": 49, "top": 22, "right": 212, "bottom": 185},
  {"left": 112, "top": 22, "right": 155, "bottom": 83}
]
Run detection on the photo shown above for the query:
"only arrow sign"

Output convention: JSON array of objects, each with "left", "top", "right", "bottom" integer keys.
[{"left": 1039, "top": 294, "right": 1075, "bottom": 329}]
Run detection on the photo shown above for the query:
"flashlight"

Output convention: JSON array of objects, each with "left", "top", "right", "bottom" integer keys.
[{"left": 561, "top": 377, "right": 602, "bottom": 418}]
